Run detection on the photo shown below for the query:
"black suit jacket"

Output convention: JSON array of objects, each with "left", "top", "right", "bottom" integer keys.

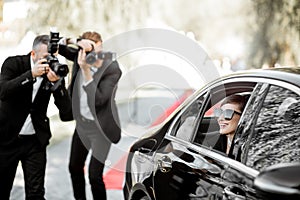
[
  {"left": 0, "top": 54, "right": 71, "bottom": 148},
  {"left": 59, "top": 45, "right": 122, "bottom": 144}
]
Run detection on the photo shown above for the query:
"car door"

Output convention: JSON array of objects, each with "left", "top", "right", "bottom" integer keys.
[
  {"left": 201, "top": 80, "right": 300, "bottom": 200},
  {"left": 151, "top": 92, "right": 209, "bottom": 199},
  {"left": 188, "top": 80, "right": 261, "bottom": 200},
  {"left": 151, "top": 79, "right": 259, "bottom": 200}
]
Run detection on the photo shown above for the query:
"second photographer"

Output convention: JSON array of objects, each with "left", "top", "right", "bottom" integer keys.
[{"left": 59, "top": 31, "right": 122, "bottom": 200}]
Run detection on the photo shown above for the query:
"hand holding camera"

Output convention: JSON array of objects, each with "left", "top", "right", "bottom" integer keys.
[
  {"left": 77, "top": 49, "right": 92, "bottom": 70},
  {"left": 77, "top": 48, "right": 99, "bottom": 82},
  {"left": 46, "top": 67, "right": 60, "bottom": 82},
  {"left": 32, "top": 58, "right": 49, "bottom": 77},
  {"left": 77, "top": 39, "right": 95, "bottom": 52},
  {"left": 85, "top": 51, "right": 116, "bottom": 65}
]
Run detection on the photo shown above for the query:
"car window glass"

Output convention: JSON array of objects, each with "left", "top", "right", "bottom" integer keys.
[
  {"left": 245, "top": 85, "right": 300, "bottom": 171},
  {"left": 232, "top": 83, "right": 267, "bottom": 161},
  {"left": 174, "top": 93, "right": 206, "bottom": 141},
  {"left": 193, "top": 98, "right": 222, "bottom": 148}
]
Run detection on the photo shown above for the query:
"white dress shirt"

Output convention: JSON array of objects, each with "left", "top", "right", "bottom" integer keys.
[
  {"left": 19, "top": 57, "right": 43, "bottom": 135},
  {"left": 79, "top": 67, "right": 97, "bottom": 120}
]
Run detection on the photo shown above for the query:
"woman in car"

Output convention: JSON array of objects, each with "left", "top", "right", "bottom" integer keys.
[{"left": 214, "top": 94, "right": 247, "bottom": 155}]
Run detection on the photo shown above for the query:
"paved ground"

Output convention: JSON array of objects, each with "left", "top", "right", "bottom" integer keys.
[
  {"left": 10, "top": 114, "right": 137, "bottom": 200},
  {"left": 11, "top": 136, "right": 125, "bottom": 200}
]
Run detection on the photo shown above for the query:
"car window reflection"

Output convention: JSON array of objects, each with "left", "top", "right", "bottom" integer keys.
[
  {"left": 175, "top": 94, "right": 206, "bottom": 141},
  {"left": 245, "top": 85, "right": 300, "bottom": 171}
]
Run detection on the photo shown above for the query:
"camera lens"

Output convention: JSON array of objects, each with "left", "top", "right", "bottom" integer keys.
[
  {"left": 51, "top": 62, "right": 69, "bottom": 77},
  {"left": 86, "top": 52, "right": 97, "bottom": 65}
]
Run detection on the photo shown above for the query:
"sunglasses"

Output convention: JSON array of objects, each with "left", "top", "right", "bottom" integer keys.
[{"left": 214, "top": 108, "right": 242, "bottom": 120}]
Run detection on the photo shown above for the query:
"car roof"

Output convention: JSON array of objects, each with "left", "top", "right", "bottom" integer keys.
[
  {"left": 220, "top": 67, "right": 300, "bottom": 86},
  {"left": 154, "top": 67, "right": 300, "bottom": 127},
  {"left": 193, "top": 67, "right": 300, "bottom": 95},
  {"left": 177, "top": 67, "right": 300, "bottom": 110}
]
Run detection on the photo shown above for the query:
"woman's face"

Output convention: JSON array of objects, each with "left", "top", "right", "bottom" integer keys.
[{"left": 217, "top": 103, "right": 242, "bottom": 135}]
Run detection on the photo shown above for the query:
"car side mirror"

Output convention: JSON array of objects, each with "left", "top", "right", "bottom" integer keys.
[{"left": 254, "top": 163, "right": 300, "bottom": 200}]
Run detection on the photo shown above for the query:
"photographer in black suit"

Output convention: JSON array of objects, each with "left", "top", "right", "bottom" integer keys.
[
  {"left": 59, "top": 31, "right": 122, "bottom": 200},
  {"left": 0, "top": 35, "right": 71, "bottom": 199}
]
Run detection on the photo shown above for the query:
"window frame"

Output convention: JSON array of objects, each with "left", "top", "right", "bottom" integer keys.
[{"left": 166, "top": 78, "right": 258, "bottom": 149}]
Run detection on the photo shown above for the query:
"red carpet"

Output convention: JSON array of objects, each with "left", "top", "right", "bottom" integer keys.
[
  {"left": 103, "top": 154, "right": 128, "bottom": 190},
  {"left": 151, "top": 89, "right": 194, "bottom": 126},
  {"left": 103, "top": 90, "right": 194, "bottom": 190}
]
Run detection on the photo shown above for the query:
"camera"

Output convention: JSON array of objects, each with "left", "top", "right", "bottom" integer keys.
[
  {"left": 45, "top": 31, "right": 69, "bottom": 77},
  {"left": 86, "top": 51, "right": 116, "bottom": 65}
]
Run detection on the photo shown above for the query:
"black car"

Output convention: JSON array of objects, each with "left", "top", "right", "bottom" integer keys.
[{"left": 123, "top": 67, "right": 300, "bottom": 200}]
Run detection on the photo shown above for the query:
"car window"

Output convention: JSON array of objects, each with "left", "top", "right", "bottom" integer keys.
[
  {"left": 173, "top": 81, "right": 256, "bottom": 152},
  {"left": 245, "top": 85, "right": 300, "bottom": 171},
  {"left": 173, "top": 93, "right": 207, "bottom": 141},
  {"left": 193, "top": 98, "right": 223, "bottom": 148},
  {"left": 193, "top": 92, "right": 251, "bottom": 151}
]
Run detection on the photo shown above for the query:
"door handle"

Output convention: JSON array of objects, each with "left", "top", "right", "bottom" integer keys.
[{"left": 158, "top": 156, "right": 172, "bottom": 173}]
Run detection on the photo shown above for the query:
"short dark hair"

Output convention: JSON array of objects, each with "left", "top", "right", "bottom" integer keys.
[
  {"left": 221, "top": 94, "right": 247, "bottom": 112},
  {"left": 32, "top": 35, "right": 49, "bottom": 50}
]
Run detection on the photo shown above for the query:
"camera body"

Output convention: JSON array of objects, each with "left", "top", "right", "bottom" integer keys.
[
  {"left": 86, "top": 51, "right": 116, "bottom": 65},
  {"left": 46, "top": 31, "right": 69, "bottom": 77}
]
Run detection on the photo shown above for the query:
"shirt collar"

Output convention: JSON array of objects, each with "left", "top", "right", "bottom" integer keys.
[{"left": 30, "top": 56, "right": 34, "bottom": 69}]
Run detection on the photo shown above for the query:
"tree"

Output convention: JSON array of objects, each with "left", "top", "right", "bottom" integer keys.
[
  {"left": 23, "top": 0, "right": 300, "bottom": 68},
  {"left": 248, "top": 0, "right": 300, "bottom": 68},
  {"left": 25, "top": 0, "right": 151, "bottom": 39}
]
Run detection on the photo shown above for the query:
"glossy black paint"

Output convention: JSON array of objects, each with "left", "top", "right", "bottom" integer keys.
[
  {"left": 254, "top": 163, "right": 300, "bottom": 200},
  {"left": 123, "top": 67, "right": 300, "bottom": 200}
]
